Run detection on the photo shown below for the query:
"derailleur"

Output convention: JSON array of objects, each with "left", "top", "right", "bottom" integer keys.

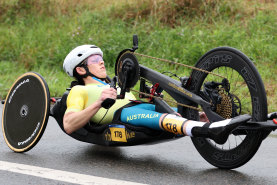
[{"left": 199, "top": 78, "right": 241, "bottom": 119}]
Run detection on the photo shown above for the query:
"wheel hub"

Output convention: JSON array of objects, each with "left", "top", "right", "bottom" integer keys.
[{"left": 20, "top": 105, "right": 29, "bottom": 118}]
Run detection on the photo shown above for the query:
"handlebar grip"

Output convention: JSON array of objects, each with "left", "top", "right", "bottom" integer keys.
[
  {"left": 101, "top": 98, "right": 115, "bottom": 109},
  {"left": 101, "top": 76, "right": 118, "bottom": 109}
]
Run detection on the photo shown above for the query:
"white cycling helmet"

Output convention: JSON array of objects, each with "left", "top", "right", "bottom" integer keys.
[{"left": 63, "top": 45, "right": 103, "bottom": 77}]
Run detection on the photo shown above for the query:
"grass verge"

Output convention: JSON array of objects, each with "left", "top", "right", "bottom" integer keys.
[{"left": 0, "top": 0, "right": 276, "bottom": 112}]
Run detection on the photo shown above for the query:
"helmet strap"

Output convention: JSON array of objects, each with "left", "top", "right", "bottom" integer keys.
[{"left": 81, "top": 65, "right": 107, "bottom": 82}]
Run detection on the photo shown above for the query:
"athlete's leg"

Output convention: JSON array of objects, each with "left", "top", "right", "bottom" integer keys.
[
  {"left": 120, "top": 104, "right": 251, "bottom": 144},
  {"left": 160, "top": 113, "right": 251, "bottom": 144},
  {"left": 120, "top": 103, "right": 162, "bottom": 130}
]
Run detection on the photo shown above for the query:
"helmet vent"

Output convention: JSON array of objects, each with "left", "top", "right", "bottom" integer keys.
[
  {"left": 90, "top": 46, "right": 97, "bottom": 48},
  {"left": 77, "top": 54, "right": 82, "bottom": 57}
]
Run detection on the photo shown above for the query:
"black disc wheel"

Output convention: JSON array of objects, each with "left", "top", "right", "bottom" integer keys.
[
  {"left": 185, "top": 47, "right": 268, "bottom": 169},
  {"left": 2, "top": 72, "right": 50, "bottom": 152}
]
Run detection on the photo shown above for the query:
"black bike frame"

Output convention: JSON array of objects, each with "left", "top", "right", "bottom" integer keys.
[{"left": 139, "top": 64, "right": 224, "bottom": 122}]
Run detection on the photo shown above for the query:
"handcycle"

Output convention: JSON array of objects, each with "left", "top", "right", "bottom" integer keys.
[{"left": 2, "top": 35, "right": 277, "bottom": 169}]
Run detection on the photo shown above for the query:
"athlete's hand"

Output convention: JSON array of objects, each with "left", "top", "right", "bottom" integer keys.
[
  {"left": 200, "top": 112, "right": 210, "bottom": 123},
  {"left": 99, "top": 88, "right": 117, "bottom": 102}
]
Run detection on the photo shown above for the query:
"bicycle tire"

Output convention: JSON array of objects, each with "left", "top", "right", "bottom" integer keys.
[{"left": 184, "top": 47, "right": 268, "bottom": 169}]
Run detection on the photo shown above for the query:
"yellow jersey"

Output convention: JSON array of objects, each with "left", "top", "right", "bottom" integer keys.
[{"left": 65, "top": 84, "right": 136, "bottom": 124}]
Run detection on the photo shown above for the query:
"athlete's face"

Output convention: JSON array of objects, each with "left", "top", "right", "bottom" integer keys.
[{"left": 86, "top": 54, "right": 107, "bottom": 78}]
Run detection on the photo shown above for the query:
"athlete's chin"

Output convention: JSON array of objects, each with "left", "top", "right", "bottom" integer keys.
[{"left": 98, "top": 72, "right": 107, "bottom": 79}]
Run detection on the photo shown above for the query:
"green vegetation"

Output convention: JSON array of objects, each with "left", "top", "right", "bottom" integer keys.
[{"left": 0, "top": 0, "right": 276, "bottom": 112}]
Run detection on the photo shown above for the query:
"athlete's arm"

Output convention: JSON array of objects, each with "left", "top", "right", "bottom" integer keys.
[{"left": 63, "top": 88, "right": 117, "bottom": 134}]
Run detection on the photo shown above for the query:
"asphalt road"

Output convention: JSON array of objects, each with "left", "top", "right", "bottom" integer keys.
[{"left": 1, "top": 103, "right": 277, "bottom": 185}]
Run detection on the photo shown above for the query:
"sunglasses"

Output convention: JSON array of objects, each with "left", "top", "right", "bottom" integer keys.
[
  {"left": 79, "top": 55, "right": 103, "bottom": 67},
  {"left": 87, "top": 55, "right": 103, "bottom": 65}
]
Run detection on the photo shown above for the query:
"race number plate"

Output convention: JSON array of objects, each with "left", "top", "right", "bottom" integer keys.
[{"left": 109, "top": 125, "right": 127, "bottom": 142}]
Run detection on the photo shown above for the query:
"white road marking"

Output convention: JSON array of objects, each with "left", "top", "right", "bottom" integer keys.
[{"left": 0, "top": 160, "right": 147, "bottom": 185}]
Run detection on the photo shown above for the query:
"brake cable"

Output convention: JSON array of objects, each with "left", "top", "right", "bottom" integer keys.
[{"left": 162, "top": 71, "right": 180, "bottom": 79}]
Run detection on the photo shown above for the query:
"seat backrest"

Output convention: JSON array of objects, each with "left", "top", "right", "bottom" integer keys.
[{"left": 50, "top": 91, "right": 69, "bottom": 132}]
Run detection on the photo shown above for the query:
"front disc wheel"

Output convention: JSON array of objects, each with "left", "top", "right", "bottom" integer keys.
[{"left": 2, "top": 72, "right": 50, "bottom": 152}]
